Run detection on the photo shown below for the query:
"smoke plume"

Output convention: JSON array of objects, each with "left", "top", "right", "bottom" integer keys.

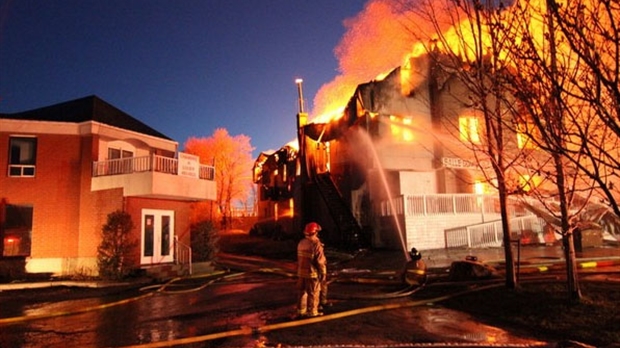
[{"left": 311, "top": 0, "right": 436, "bottom": 120}]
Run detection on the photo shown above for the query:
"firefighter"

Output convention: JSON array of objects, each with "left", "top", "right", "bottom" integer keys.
[
  {"left": 296, "top": 222, "right": 327, "bottom": 318},
  {"left": 401, "top": 247, "right": 427, "bottom": 287}
]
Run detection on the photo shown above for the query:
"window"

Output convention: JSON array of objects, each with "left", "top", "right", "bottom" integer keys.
[
  {"left": 2, "top": 204, "right": 33, "bottom": 257},
  {"left": 8, "top": 137, "right": 37, "bottom": 177},
  {"left": 389, "top": 115, "right": 414, "bottom": 142},
  {"left": 108, "top": 148, "right": 133, "bottom": 160},
  {"left": 107, "top": 147, "right": 134, "bottom": 174},
  {"left": 459, "top": 117, "right": 481, "bottom": 144},
  {"left": 519, "top": 174, "right": 541, "bottom": 192},
  {"left": 108, "top": 148, "right": 120, "bottom": 160},
  {"left": 516, "top": 122, "right": 539, "bottom": 149}
]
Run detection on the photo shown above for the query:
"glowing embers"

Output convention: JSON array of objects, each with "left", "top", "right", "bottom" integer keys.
[{"left": 389, "top": 115, "right": 415, "bottom": 142}]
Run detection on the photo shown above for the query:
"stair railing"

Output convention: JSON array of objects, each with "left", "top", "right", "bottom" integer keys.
[{"left": 175, "top": 236, "right": 193, "bottom": 275}]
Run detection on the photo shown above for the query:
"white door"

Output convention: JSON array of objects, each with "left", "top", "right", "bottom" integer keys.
[{"left": 141, "top": 209, "right": 175, "bottom": 265}]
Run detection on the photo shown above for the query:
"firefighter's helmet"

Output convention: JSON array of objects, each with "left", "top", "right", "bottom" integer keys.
[
  {"left": 304, "top": 222, "right": 321, "bottom": 236},
  {"left": 409, "top": 247, "right": 422, "bottom": 261}
]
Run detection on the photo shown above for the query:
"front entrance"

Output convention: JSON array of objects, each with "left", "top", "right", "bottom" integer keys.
[{"left": 141, "top": 209, "right": 175, "bottom": 265}]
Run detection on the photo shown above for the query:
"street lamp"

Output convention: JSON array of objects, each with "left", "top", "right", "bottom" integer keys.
[{"left": 295, "top": 78, "right": 305, "bottom": 114}]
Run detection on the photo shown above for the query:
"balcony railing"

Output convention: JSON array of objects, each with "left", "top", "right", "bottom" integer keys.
[
  {"left": 92, "top": 155, "right": 215, "bottom": 180},
  {"left": 379, "top": 194, "right": 502, "bottom": 217}
]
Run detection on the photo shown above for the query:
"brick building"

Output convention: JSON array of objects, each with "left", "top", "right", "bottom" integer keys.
[{"left": 0, "top": 96, "right": 216, "bottom": 276}]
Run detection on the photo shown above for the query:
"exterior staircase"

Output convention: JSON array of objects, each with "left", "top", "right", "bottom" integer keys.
[
  {"left": 315, "top": 173, "right": 363, "bottom": 249},
  {"left": 143, "top": 263, "right": 190, "bottom": 281}
]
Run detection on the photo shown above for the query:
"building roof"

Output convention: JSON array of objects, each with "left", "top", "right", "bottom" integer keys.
[{"left": 0, "top": 95, "right": 172, "bottom": 140}]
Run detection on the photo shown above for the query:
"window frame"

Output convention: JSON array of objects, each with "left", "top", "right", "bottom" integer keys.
[{"left": 8, "top": 136, "right": 37, "bottom": 177}]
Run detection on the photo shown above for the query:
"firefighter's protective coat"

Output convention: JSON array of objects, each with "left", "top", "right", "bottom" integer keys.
[{"left": 296, "top": 233, "right": 327, "bottom": 316}]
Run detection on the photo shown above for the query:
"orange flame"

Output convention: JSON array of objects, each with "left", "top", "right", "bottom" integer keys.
[
  {"left": 308, "top": 0, "right": 608, "bottom": 129},
  {"left": 311, "top": 0, "right": 418, "bottom": 122}
]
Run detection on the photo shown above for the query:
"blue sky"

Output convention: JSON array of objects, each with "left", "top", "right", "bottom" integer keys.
[{"left": 0, "top": 0, "right": 378, "bottom": 158}]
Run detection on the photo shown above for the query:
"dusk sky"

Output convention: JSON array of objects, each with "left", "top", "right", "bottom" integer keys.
[{"left": 0, "top": 0, "right": 420, "bottom": 158}]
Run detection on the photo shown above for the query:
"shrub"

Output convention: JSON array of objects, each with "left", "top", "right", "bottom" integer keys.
[
  {"left": 191, "top": 220, "right": 219, "bottom": 262},
  {"left": 97, "top": 210, "right": 138, "bottom": 280}
]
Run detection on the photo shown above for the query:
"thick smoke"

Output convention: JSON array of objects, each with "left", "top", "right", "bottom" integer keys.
[{"left": 311, "top": 0, "right": 439, "bottom": 120}]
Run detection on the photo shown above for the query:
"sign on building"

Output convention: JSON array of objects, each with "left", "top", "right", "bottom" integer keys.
[
  {"left": 442, "top": 157, "right": 477, "bottom": 169},
  {"left": 178, "top": 152, "right": 199, "bottom": 178}
]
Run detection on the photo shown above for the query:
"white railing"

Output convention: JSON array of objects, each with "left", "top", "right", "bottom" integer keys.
[
  {"left": 175, "top": 236, "right": 192, "bottom": 275},
  {"left": 230, "top": 206, "right": 257, "bottom": 217},
  {"left": 445, "top": 215, "right": 546, "bottom": 248},
  {"left": 92, "top": 154, "right": 215, "bottom": 181},
  {"left": 380, "top": 194, "right": 501, "bottom": 217}
]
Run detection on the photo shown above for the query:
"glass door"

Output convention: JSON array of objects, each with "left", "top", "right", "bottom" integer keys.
[{"left": 141, "top": 209, "right": 174, "bottom": 265}]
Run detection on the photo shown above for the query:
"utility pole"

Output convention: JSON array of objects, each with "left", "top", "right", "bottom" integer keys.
[{"left": 295, "top": 78, "right": 309, "bottom": 231}]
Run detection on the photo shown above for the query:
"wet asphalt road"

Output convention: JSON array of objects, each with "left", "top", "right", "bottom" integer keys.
[{"left": 0, "top": 267, "right": 553, "bottom": 348}]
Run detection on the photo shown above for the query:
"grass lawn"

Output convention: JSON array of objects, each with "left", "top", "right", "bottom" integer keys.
[{"left": 423, "top": 279, "right": 620, "bottom": 347}]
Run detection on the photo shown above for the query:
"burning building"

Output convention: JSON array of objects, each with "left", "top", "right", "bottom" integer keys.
[
  {"left": 254, "top": 0, "right": 620, "bottom": 252},
  {"left": 253, "top": 51, "right": 539, "bottom": 251}
]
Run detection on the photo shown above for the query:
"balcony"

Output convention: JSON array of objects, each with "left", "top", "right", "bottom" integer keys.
[{"left": 91, "top": 155, "right": 216, "bottom": 201}]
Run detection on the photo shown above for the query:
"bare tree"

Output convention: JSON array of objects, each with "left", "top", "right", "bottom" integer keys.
[
  {"left": 497, "top": 0, "right": 611, "bottom": 300},
  {"left": 545, "top": 0, "right": 620, "bottom": 216},
  {"left": 409, "top": 0, "right": 620, "bottom": 299},
  {"left": 411, "top": 0, "right": 532, "bottom": 288},
  {"left": 184, "top": 128, "right": 255, "bottom": 229},
  {"left": 502, "top": 0, "right": 620, "bottom": 300}
]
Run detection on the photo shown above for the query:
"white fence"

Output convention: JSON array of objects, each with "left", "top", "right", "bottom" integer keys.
[
  {"left": 445, "top": 215, "right": 546, "bottom": 248},
  {"left": 378, "top": 194, "right": 544, "bottom": 249},
  {"left": 380, "top": 194, "right": 502, "bottom": 217}
]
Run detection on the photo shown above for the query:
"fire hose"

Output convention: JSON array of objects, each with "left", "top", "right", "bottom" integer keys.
[
  {"left": 0, "top": 259, "right": 420, "bottom": 327},
  {"left": 115, "top": 281, "right": 541, "bottom": 348}
]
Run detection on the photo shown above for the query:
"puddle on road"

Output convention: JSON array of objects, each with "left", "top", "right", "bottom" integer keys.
[{"left": 415, "top": 307, "right": 545, "bottom": 344}]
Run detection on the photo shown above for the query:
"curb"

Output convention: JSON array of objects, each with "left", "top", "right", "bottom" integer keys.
[{"left": 0, "top": 279, "right": 151, "bottom": 291}]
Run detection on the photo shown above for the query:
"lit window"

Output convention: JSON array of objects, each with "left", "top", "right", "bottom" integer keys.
[
  {"left": 390, "top": 116, "right": 400, "bottom": 138},
  {"left": 402, "top": 117, "right": 414, "bottom": 142},
  {"left": 459, "top": 116, "right": 480, "bottom": 144},
  {"left": 516, "top": 122, "right": 539, "bottom": 149},
  {"left": 390, "top": 115, "right": 415, "bottom": 142},
  {"left": 474, "top": 181, "right": 486, "bottom": 194},
  {"left": 8, "top": 137, "right": 37, "bottom": 177},
  {"left": 519, "top": 174, "right": 541, "bottom": 192}
]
